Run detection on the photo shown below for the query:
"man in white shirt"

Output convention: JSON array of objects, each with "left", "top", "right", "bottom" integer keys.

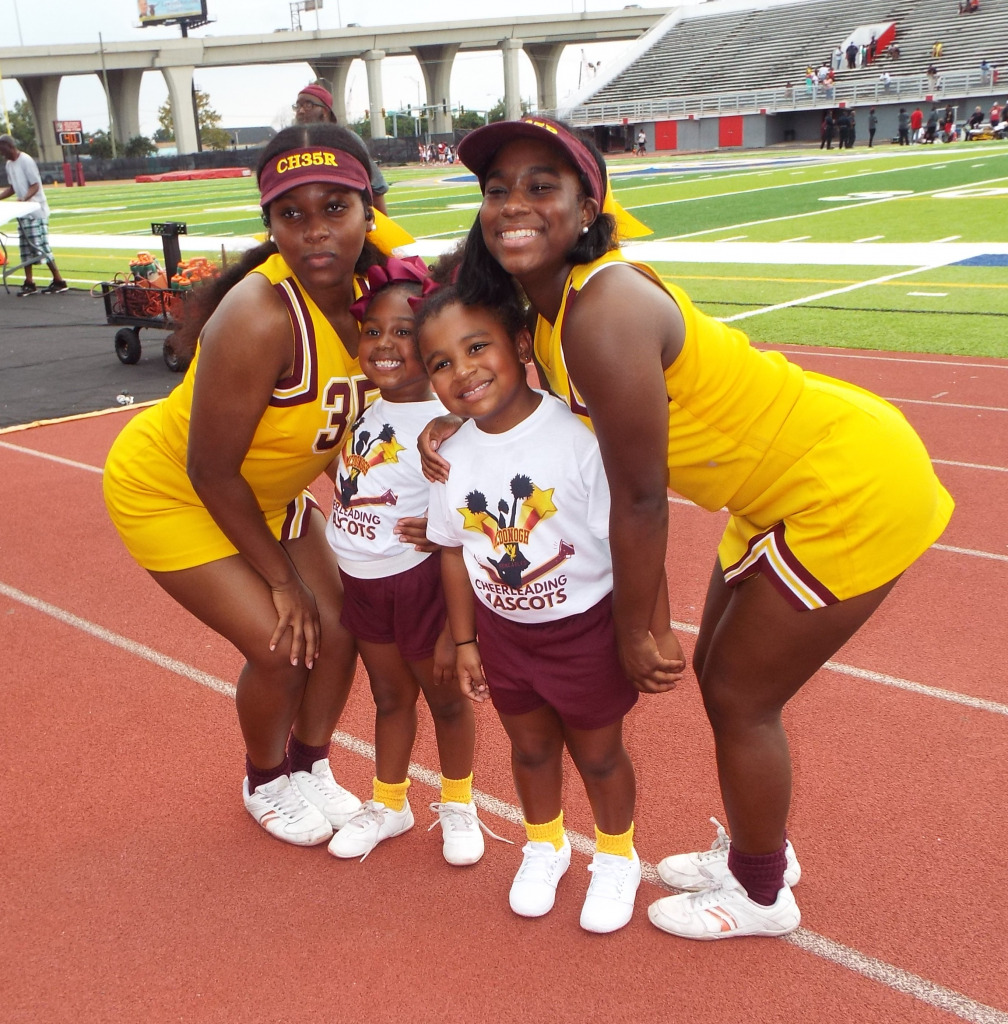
[{"left": 0, "top": 134, "right": 68, "bottom": 296}]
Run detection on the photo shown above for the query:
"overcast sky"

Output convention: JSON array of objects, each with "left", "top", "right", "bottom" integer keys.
[{"left": 0, "top": 0, "right": 675, "bottom": 136}]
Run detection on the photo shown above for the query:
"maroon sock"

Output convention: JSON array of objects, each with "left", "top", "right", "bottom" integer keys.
[
  {"left": 287, "top": 735, "right": 331, "bottom": 775},
  {"left": 245, "top": 754, "right": 289, "bottom": 793},
  {"left": 727, "top": 843, "right": 788, "bottom": 906}
]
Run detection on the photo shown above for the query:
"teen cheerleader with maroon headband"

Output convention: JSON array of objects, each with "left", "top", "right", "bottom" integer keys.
[
  {"left": 420, "top": 116, "right": 953, "bottom": 939},
  {"left": 104, "top": 124, "right": 411, "bottom": 848}
]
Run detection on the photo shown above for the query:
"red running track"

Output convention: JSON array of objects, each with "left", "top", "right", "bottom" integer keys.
[{"left": 1, "top": 345, "right": 1006, "bottom": 1024}]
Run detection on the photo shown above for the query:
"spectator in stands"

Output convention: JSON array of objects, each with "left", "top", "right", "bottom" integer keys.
[
  {"left": 981, "top": 59, "right": 992, "bottom": 83},
  {"left": 832, "top": 46, "right": 843, "bottom": 71},
  {"left": 820, "top": 110, "right": 835, "bottom": 149},
  {"left": 0, "top": 134, "right": 69, "bottom": 296},
  {"left": 959, "top": 0, "right": 980, "bottom": 13},
  {"left": 868, "top": 108, "right": 878, "bottom": 147},
  {"left": 292, "top": 83, "right": 389, "bottom": 213},
  {"left": 898, "top": 107, "right": 910, "bottom": 145},
  {"left": 879, "top": 71, "right": 892, "bottom": 92},
  {"left": 867, "top": 36, "right": 877, "bottom": 64},
  {"left": 887, "top": 43, "right": 901, "bottom": 60},
  {"left": 910, "top": 106, "right": 924, "bottom": 142},
  {"left": 931, "top": 41, "right": 943, "bottom": 59},
  {"left": 845, "top": 42, "right": 858, "bottom": 69}
]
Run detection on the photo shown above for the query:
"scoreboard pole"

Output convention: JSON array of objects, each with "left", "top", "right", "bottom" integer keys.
[{"left": 53, "top": 120, "right": 85, "bottom": 187}]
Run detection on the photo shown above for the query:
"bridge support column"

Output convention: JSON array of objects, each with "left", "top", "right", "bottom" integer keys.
[
  {"left": 412, "top": 44, "right": 458, "bottom": 135},
  {"left": 501, "top": 38, "right": 524, "bottom": 121},
  {"left": 308, "top": 58, "right": 352, "bottom": 126},
  {"left": 18, "top": 75, "right": 62, "bottom": 163},
  {"left": 106, "top": 68, "right": 144, "bottom": 147},
  {"left": 524, "top": 42, "right": 564, "bottom": 115},
  {"left": 364, "top": 50, "right": 387, "bottom": 139},
  {"left": 161, "top": 65, "right": 199, "bottom": 156}
]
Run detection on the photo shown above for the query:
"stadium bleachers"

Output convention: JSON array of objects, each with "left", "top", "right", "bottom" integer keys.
[{"left": 569, "top": 0, "right": 1008, "bottom": 120}]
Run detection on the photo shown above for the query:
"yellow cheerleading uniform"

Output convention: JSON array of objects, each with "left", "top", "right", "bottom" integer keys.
[
  {"left": 533, "top": 251, "right": 954, "bottom": 607},
  {"left": 103, "top": 253, "right": 379, "bottom": 572}
]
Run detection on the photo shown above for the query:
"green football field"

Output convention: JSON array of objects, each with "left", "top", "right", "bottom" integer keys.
[{"left": 35, "top": 143, "right": 1008, "bottom": 358}]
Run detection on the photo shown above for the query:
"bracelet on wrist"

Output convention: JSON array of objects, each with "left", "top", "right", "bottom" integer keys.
[{"left": 455, "top": 638, "right": 478, "bottom": 647}]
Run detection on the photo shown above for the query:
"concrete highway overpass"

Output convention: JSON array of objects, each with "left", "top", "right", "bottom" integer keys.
[{"left": 0, "top": 9, "right": 669, "bottom": 160}]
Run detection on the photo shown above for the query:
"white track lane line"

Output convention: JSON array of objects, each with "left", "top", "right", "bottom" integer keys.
[{"left": 2, "top": 578, "right": 1005, "bottom": 1024}]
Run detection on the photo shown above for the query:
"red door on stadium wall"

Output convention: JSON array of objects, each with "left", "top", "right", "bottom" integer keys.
[
  {"left": 719, "top": 116, "right": 743, "bottom": 147},
  {"left": 655, "top": 120, "right": 677, "bottom": 150}
]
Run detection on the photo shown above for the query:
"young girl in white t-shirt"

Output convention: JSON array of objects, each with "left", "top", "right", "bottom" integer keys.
[
  {"left": 325, "top": 258, "right": 491, "bottom": 865},
  {"left": 418, "top": 282, "right": 677, "bottom": 933}
]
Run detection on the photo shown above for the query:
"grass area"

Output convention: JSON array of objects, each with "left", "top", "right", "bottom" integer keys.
[{"left": 31, "top": 144, "right": 1008, "bottom": 358}]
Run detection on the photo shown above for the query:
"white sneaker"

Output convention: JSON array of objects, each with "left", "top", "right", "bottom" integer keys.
[
  {"left": 509, "top": 836, "right": 572, "bottom": 918},
  {"left": 656, "top": 817, "right": 801, "bottom": 891},
  {"left": 648, "top": 869, "right": 801, "bottom": 940},
  {"left": 428, "top": 801, "right": 485, "bottom": 865},
  {"left": 290, "top": 758, "right": 363, "bottom": 829},
  {"left": 580, "top": 849, "right": 642, "bottom": 934},
  {"left": 327, "top": 799, "right": 414, "bottom": 860},
  {"left": 242, "top": 774, "right": 333, "bottom": 846}
]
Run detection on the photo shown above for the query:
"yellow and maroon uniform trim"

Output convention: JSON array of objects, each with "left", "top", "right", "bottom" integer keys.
[
  {"left": 270, "top": 278, "right": 318, "bottom": 407},
  {"left": 722, "top": 522, "right": 838, "bottom": 610},
  {"left": 280, "top": 491, "right": 321, "bottom": 543}
]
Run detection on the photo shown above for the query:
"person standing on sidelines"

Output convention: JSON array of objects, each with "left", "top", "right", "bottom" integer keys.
[
  {"left": 0, "top": 134, "right": 69, "bottom": 296},
  {"left": 422, "top": 116, "right": 953, "bottom": 940},
  {"left": 293, "top": 82, "right": 389, "bottom": 214},
  {"left": 103, "top": 124, "right": 410, "bottom": 848}
]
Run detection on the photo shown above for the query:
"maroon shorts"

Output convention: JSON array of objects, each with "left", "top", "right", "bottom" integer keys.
[
  {"left": 339, "top": 552, "right": 446, "bottom": 661},
  {"left": 473, "top": 594, "right": 638, "bottom": 732}
]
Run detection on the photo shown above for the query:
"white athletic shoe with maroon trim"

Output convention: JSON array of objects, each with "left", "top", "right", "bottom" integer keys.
[
  {"left": 648, "top": 869, "right": 800, "bottom": 940},
  {"left": 242, "top": 774, "right": 333, "bottom": 846}
]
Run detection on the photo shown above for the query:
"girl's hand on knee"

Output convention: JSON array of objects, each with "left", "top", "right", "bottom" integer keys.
[{"left": 269, "top": 578, "right": 320, "bottom": 669}]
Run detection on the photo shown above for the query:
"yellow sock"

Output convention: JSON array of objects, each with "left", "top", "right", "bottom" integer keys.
[
  {"left": 373, "top": 777, "right": 410, "bottom": 811},
  {"left": 595, "top": 822, "right": 635, "bottom": 859},
  {"left": 524, "top": 811, "right": 565, "bottom": 851},
  {"left": 440, "top": 772, "right": 473, "bottom": 805}
]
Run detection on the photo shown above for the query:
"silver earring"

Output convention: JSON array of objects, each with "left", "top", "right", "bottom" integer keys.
[{"left": 580, "top": 225, "right": 589, "bottom": 235}]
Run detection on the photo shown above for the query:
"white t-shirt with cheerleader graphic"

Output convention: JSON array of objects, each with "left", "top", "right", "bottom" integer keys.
[
  {"left": 326, "top": 395, "right": 446, "bottom": 579},
  {"left": 426, "top": 392, "right": 614, "bottom": 623}
]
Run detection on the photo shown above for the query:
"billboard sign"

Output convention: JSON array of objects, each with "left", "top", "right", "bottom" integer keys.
[{"left": 137, "top": 0, "right": 207, "bottom": 25}]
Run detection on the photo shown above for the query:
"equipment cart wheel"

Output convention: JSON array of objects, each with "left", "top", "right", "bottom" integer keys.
[
  {"left": 115, "top": 327, "right": 142, "bottom": 364},
  {"left": 162, "top": 333, "right": 191, "bottom": 373}
]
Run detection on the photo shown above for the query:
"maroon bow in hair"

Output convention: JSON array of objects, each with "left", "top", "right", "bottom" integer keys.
[
  {"left": 406, "top": 275, "right": 442, "bottom": 312},
  {"left": 349, "top": 255, "right": 431, "bottom": 321}
]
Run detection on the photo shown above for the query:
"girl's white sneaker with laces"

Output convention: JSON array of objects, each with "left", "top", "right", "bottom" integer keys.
[{"left": 509, "top": 836, "right": 572, "bottom": 917}]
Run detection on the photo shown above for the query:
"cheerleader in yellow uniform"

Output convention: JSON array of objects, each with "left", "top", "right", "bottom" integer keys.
[
  {"left": 104, "top": 124, "right": 410, "bottom": 846},
  {"left": 418, "top": 116, "right": 953, "bottom": 938}
]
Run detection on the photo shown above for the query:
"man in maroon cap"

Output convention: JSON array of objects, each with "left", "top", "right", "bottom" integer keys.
[{"left": 293, "top": 82, "right": 389, "bottom": 213}]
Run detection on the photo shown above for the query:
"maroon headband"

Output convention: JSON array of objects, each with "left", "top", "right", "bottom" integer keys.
[
  {"left": 259, "top": 146, "right": 372, "bottom": 206},
  {"left": 349, "top": 255, "right": 434, "bottom": 321},
  {"left": 456, "top": 116, "right": 605, "bottom": 206}
]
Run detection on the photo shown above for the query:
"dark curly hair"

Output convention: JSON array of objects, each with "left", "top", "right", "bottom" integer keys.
[
  {"left": 171, "top": 124, "right": 385, "bottom": 359},
  {"left": 455, "top": 120, "right": 618, "bottom": 311}
]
